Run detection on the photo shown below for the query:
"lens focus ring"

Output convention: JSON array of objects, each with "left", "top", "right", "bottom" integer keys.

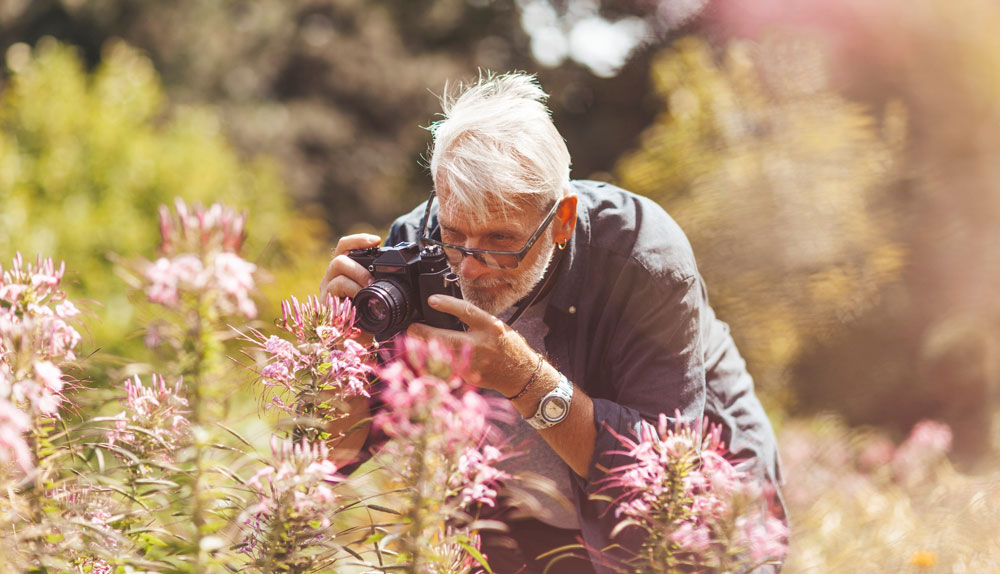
[{"left": 354, "top": 279, "right": 410, "bottom": 336}]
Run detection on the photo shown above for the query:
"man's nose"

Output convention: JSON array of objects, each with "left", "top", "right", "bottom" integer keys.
[{"left": 457, "top": 252, "right": 489, "bottom": 281}]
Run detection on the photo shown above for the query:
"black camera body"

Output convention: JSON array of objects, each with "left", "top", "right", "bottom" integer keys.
[{"left": 348, "top": 242, "right": 466, "bottom": 340}]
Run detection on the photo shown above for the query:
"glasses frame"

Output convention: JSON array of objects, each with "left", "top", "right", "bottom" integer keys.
[{"left": 418, "top": 190, "right": 562, "bottom": 270}]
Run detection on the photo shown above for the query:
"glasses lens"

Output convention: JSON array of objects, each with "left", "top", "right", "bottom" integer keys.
[
  {"left": 440, "top": 245, "right": 464, "bottom": 266},
  {"left": 440, "top": 247, "right": 519, "bottom": 270},
  {"left": 482, "top": 253, "right": 518, "bottom": 270}
]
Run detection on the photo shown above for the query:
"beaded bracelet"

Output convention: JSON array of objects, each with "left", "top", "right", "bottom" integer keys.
[{"left": 505, "top": 353, "right": 544, "bottom": 401}]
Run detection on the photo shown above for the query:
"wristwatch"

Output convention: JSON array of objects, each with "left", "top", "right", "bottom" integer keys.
[{"left": 526, "top": 373, "right": 574, "bottom": 430}]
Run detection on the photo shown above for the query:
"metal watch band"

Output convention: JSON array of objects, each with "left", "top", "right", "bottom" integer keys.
[{"left": 525, "top": 373, "right": 573, "bottom": 430}]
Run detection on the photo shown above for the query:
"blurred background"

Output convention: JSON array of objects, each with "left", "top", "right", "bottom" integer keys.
[{"left": 2, "top": 0, "right": 999, "bottom": 570}]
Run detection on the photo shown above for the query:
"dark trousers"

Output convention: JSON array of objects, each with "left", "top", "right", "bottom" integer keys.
[{"left": 478, "top": 517, "right": 597, "bottom": 574}]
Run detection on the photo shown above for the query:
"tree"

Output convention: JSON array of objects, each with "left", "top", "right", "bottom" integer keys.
[{"left": 615, "top": 36, "right": 906, "bottom": 409}]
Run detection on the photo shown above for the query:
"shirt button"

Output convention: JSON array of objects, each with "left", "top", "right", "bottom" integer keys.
[{"left": 568, "top": 305, "right": 576, "bottom": 314}]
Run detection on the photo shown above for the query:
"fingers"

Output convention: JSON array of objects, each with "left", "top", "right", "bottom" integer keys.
[
  {"left": 321, "top": 273, "right": 367, "bottom": 300},
  {"left": 320, "top": 234, "right": 382, "bottom": 298},
  {"left": 406, "top": 322, "right": 460, "bottom": 345},
  {"left": 333, "top": 234, "right": 382, "bottom": 258},
  {"left": 426, "top": 295, "right": 501, "bottom": 331}
]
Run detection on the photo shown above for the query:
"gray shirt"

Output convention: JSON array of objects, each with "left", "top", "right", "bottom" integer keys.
[
  {"left": 386, "top": 180, "right": 784, "bottom": 573},
  {"left": 488, "top": 294, "right": 579, "bottom": 529}
]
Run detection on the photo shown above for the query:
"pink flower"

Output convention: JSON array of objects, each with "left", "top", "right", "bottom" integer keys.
[
  {"left": 145, "top": 258, "right": 179, "bottom": 305},
  {"left": 0, "top": 253, "right": 81, "bottom": 364},
  {"left": 105, "top": 411, "right": 134, "bottom": 448},
  {"left": 892, "top": 419, "right": 953, "bottom": 485},
  {"left": 33, "top": 360, "right": 63, "bottom": 392},
  {"left": 239, "top": 437, "right": 344, "bottom": 565},
  {"left": 13, "top": 379, "right": 62, "bottom": 415},
  {"left": 905, "top": 420, "right": 953, "bottom": 454},
  {"left": 260, "top": 362, "right": 295, "bottom": 389},
  {"left": 670, "top": 521, "right": 712, "bottom": 553},
  {"left": 144, "top": 200, "right": 258, "bottom": 318},
  {"left": 738, "top": 513, "right": 790, "bottom": 564},
  {"left": 106, "top": 374, "right": 190, "bottom": 465},
  {"left": 456, "top": 444, "right": 509, "bottom": 507},
  {"left": 0, "top": 399, "right": 32, "bottom": 472},
  {"left": 55, "top": 300, "right": 79, "bottom": 319},
  {"left": 247, "top": 294, "right": 375, "bottom": 426},
  {"left": 0, "top": 283, "right": 27, "bottom": 303},
  {"left": 212, "top": 252, "right": 257, "bottom": 318},
  {"left": 375, "top": 336, "right": 512, "bottom": 513},
  {"left": 170, "top": 254, "right": 207, "bottom": 287},
  {"left": 31, "top": 272, "right": 60, "bottom": 288},
  {"left": 157, "top": 199, "right": 247, "bottom": 256},
  {"left": 601, "top": 413, "right": 787, "bottom": 571},
  {"left": 264, "top": 335, "right": 299, "bottom": 360}
]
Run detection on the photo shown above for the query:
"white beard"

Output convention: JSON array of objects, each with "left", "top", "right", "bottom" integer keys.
[{"left": 455, "top": 235, "right": 556, "bottom": 317}]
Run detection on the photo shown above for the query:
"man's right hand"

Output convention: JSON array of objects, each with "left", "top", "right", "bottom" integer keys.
[
  {"left": 321, "top": 233, "right": 382, "bottom": 347},
  {"left": 320, "top": 233, "right": 382, "bottom": 300},
  {"left": 318, "top": 234, "right": 381, "bottom": 464}
]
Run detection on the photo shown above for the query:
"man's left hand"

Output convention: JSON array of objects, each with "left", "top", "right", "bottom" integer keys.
[{"left": 406, "top": 294, "right": 538, "bottom": 396}]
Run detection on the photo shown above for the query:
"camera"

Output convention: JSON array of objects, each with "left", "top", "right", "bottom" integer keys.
[{"left": 348, "top": 242, "right": 466, "bottom": 340}]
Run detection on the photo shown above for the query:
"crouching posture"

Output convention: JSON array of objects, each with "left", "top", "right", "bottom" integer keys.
[{"left": 321, "top": 72, "right": 785, "bottom": 574}]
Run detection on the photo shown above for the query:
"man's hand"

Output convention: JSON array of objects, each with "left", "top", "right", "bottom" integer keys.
[
  {"left": 320, "top": 234, "right": 381, "bottom": 347},
  {"left": 317, "top": 234, "right": 382, "bottom": 460},
  {"left": 408, "top": 293, "right": 597, "bottom": 478},
  {"left": 406, "top": 294, "right": 539, "bottom": 397},
  {"left": 320, "top": 233, "right": 382, "bottom": 300}
]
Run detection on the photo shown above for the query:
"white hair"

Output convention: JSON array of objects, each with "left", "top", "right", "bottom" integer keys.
[{"left": 428, "top": 72, "right": 572, "bottom": 221}]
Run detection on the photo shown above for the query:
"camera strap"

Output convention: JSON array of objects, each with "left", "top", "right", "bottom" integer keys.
[{"left": 506, "top": 245, "right": 566, "bottom": 328}]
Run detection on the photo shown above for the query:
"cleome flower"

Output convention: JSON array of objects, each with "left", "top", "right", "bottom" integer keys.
[
  {"left": 157, "top": 197, "right": 247, "bottom": 257},
  {"left": 105, "top": 373, "right": 191, "bottom": 470},
  {"left": 599, "top": 412, "right": 787, "bottom": 574},
  {"left": 372, "top": 336, "right": 511, "bottom": 573},
  {"left": 237, "top": 436, "right": 346, "bottom": 572},
  {"left": 245, "top": 294, "right": 376, "bottom": 435},
  {"left": 0, "top": 253, "right": 83, "bottom": 471},
  {"left": 142, "top": 199, "right": 258, "bottom": 318},
  {"left": 0, "top": 398, "right": 32, "bottom": 472},
  {"left": 375, "top": 338, "right": 509, "bottom": 510},
  {"left": 43, "top": 481, "right": 125, "bottom": 568}
]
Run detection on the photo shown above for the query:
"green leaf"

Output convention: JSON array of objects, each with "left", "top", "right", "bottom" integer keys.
[
  {"left": 363, "top": 504, "right": 402, "bottom": 515},
  {"left": 457, "top": 541, "right": 493, "bottom": 574},
  {"left": 135, "top": 532, "right": 169, "bottom": 548}
]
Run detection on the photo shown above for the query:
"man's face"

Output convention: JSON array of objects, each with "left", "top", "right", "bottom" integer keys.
[{"left": 437, "top": 192, "right": 556, "bottom": 316}]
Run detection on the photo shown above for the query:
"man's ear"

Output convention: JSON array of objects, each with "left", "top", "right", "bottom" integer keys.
[{"left": 554, "top": 194, "right": 578, "bottom": 245}]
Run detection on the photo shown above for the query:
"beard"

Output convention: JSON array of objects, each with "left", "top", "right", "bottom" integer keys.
[{"left": 455, "top": 234, "right": 556, "bottom": 317}]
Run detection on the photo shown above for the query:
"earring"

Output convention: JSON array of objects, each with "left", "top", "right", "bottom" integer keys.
[{"left": 557, "top": 241, "right": 567, "bottom": 250}]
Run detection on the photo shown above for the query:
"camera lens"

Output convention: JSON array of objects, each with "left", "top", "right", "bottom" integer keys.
[
  {"left": 354, "top": 279, "right": 410, "bottom": 336},
  {"left": 364, "top": 296, "right": 390, "bottom": 323}
]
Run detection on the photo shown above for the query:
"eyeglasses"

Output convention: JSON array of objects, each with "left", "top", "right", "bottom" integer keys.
[{"left": 418, "top": 190, "right": 561, "bottom": 270}]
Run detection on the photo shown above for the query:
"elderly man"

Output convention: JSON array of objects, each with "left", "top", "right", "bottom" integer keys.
[{"left": 321, "top": 73, "right": 784, "bottom": 574}]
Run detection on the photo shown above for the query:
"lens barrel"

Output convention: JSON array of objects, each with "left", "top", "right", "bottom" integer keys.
[{"left": 354, "top": 279, "right": 410, "bottom": 336}]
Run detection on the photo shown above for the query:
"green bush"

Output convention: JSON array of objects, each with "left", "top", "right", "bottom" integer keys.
[{"left": 0, "top": 38, "right": 331, "bottom": 368}]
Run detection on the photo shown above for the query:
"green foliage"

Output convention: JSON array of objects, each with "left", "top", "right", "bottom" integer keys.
[
  {"left": 616, "top": 36, "right": 907, "bottom": 408},
  {"left": 0, "top": 38, "right": 331, "bottom": 366}
]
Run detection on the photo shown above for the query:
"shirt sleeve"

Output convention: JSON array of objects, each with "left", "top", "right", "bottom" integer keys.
[{"left": 571, "top": 267, "right": 708, "bottom": 571}]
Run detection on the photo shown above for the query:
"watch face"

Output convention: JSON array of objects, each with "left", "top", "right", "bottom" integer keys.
[{"left": 541, "top": 395, "right": 568, "bottom": 422}]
